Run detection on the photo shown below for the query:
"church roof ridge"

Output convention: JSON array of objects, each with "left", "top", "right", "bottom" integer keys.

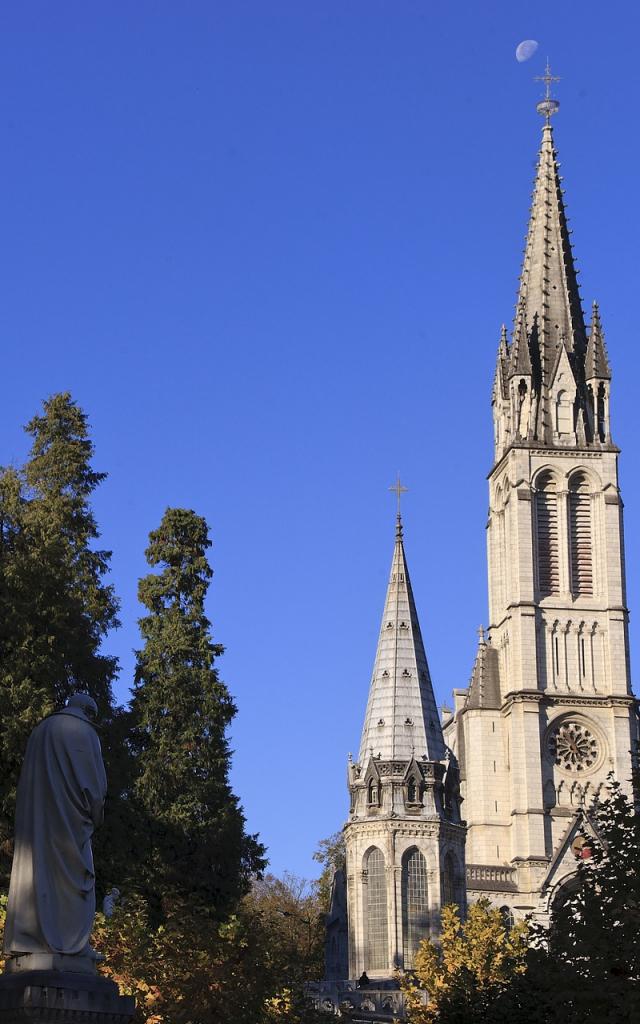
[{"left": 358, "top": 518, "right": 446, "bottom": 764}]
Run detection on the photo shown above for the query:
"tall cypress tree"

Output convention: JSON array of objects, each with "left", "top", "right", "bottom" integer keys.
[
  {"left": 0, "top": 393, "right": 120, "bottom": 874},
  {"left": 130, "top": 507, "right": 264, "bottom": 918}
]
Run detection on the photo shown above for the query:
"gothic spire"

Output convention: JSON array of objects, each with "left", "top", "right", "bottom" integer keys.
[
  {"left": 516, "top": 102, "right": 586, "bottom": 377},
  {"left": 358, "top": 517, "right": 445, "bottom": 763}
]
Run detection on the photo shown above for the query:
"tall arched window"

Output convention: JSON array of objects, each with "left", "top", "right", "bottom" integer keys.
[
  {"left": 569, "top": 474, "right": 593, "bottom": 596},
  {"left": 402, "top": 848, "right": 429, "bottom": 968},
  {"left": 365, "top": 848, "right": 388, "bottom": 972},
  {"left": 441, "top": 851, "right": 457, "bottom": 907},
  {"left": 535, "top": 472, "right": 559, "bottom": 596}
]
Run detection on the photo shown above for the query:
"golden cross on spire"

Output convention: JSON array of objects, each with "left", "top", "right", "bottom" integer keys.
[
  {"left": 389, "top": 474, "right": 408, "bottom": 518},
  {"left": 534, "top": 60, "right": 560, "bottom": 120}
]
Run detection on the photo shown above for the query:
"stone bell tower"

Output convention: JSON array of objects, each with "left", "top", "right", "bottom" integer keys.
[
  {"left": 345, "top": 502, "right": 466, "bottom": 979},
  {"left": 443, "top": 66, "right": 638, "bottom": 916}
]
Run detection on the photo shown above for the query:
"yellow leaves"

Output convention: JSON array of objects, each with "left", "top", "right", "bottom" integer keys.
[{"left": 403, "top": 900, "right": 530, "bottom": 1023}]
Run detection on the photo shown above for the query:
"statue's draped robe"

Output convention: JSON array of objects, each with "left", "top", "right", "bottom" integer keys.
[{"left": 3, "top": 709, "right": 107, "bottom": 956}]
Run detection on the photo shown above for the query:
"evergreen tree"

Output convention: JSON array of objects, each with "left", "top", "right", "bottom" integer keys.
[
  {"left": 0, "top": 393, "right": 119, "bottom": 875},
  {"left": 130, "top": 507, "right": 264, "bottom": 918}
]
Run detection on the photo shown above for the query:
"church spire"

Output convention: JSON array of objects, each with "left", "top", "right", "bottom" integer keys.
[
  {"left": 517, "top": 67, "right": 586, "bottom": 379},
  {"left": 358, "top": 505, "right": 445, "bottom": 763},
  {"left": 491, "top": 65, "right": 609, "bottom": 458}
]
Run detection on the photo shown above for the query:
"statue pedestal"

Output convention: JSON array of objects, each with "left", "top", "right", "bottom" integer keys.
[{"left": 0, "top": 968, "right": 135, "bottom": 1024}]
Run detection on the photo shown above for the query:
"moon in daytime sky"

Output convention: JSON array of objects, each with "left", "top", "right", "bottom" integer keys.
[{"left": 516, "top": 39, "right": 539, "bottom": 63}]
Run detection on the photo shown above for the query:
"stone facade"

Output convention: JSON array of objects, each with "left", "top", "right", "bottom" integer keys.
[{"left": 443, "top": 105, "right": 639, "bottom": 917}]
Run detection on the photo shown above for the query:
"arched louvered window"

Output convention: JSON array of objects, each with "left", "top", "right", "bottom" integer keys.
[
  {"left": 365, "top": 848, "right": 388, "bottom": 972},
  {"left": 569, "top": 475, "right": 593, "bottom": 596},
  {"left": 535, "top": 472, "right": 559, "bottom": 596},
  {"left": 402, "top": 848, "right": 429, "bottom": 968},
  {"left": 441, "top": 851, "right": 457, "bottom": 907}
]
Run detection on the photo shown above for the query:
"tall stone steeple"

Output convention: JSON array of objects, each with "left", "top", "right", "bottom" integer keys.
[
  {"left": 344, "top": 503, "right": 465, "bottom": 981},
  {"left": 444, "top": 66, "right": 638, "bottom": 921},
  {"left": 492, "top": 65, "right": 612, "bottom": 454}
]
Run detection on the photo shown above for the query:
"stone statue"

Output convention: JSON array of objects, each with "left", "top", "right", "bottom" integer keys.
[
  {"left": 102, "top": 888, "right": 121, "bottom": 919},
  {"left": 3, "top": 693, "right": 107, "bottom": 969}
]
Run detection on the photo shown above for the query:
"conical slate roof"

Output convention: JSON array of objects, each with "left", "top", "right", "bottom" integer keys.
[
  {"left": 358, "top": 518, "right": 446, "bottom": 763},
  {"left": 516, "top": 119, "right": 586, "bottom": 374}
]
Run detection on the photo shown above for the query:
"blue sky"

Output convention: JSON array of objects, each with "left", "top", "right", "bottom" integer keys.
[{"left": 1, "top": 2, "right": 639, "bottom": 879}]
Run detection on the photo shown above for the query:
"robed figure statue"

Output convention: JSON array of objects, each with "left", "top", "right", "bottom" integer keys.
[{"left": 3, "top": 694, "right": 107, "bottom": 965}]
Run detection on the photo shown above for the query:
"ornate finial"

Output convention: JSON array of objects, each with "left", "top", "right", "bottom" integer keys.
[
  {"left": 389, "top": 474, "right": 408, "bottom": 536},
  {"left": 535, "top": 59, "right": 560, "bottom": 121},
  {"left": 477, "top": 625, "right": 486, "bottom": 645}
]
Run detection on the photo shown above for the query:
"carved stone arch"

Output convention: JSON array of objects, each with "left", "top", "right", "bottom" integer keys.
[
  {"left": 548, "top": 870, "right": 580, "bottom": 916},
  {"left": 566, "top": 465, "right": 602, "bottom": 492},
  {"left": 532, "top": 465, "right": 562, "bottom": 492}
]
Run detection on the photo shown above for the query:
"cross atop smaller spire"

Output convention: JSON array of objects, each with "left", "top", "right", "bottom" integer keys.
[
  {"left": 535, "top": 60, "right": 560, "bottom": 121},
  {"left": 389, "top": 474, "right": 408, "bottom": 536}
]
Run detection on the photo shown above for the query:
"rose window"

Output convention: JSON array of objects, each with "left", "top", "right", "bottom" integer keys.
[{"left": 547, "top": 721, "right": 598, "bottom": 772}]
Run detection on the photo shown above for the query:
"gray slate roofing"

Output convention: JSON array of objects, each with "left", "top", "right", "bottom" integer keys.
[{"left": 358, "top": 518, "right": 446, "bottom": 763}]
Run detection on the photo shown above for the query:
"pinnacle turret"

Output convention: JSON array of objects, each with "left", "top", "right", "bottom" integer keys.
[
  {"left": 493, "top": 325, "right": 510, "bottom": 401},
  {"left": 585, "top": 301, "right": 611, "bottom": 381},
  {"left": 464, "top": 628, "right": 501, "bottom": 710},
  {"left": 358, "top": 520, "right": 445, "bottom": 763},
  {"left": 509, "top": 302, "right": 533, "bottom": 377}
]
